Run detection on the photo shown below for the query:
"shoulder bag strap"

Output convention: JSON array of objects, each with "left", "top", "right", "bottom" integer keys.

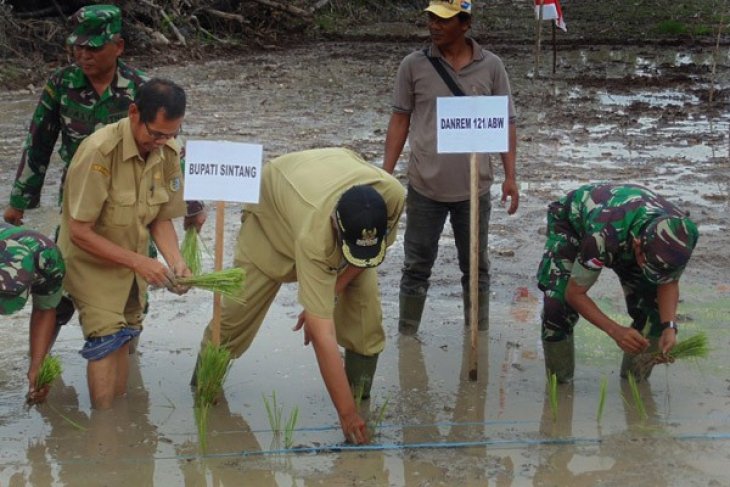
[{"left": 422, "top": 48, "right": 466, "bottom": 97}]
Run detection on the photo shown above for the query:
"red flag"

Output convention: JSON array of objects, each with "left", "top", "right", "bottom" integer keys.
[{"left": 535, "top": 0, "right": 567, "bottom": 32}]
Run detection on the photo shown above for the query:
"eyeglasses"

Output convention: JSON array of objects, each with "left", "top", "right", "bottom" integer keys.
[{"left": 144, "top": 121, "right": 181, "bottom": 141}]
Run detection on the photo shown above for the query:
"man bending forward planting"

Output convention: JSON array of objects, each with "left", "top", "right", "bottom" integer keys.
[
  {"left": 192, "top": 148, "right": 405, "bottom": 445},
  {"left": 58, "top": 79, "right": 191, "bottom": 409}
]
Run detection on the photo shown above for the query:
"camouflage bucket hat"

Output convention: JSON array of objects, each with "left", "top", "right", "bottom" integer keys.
[
  {"left": 641, "top": 216, "right": 699, "bottom": 284},
  {"left": 0, "top": 241, "right": 34, "bottom": 315},
  {"left": 66, "top": 5, "right": 122, "bottom": 48}
]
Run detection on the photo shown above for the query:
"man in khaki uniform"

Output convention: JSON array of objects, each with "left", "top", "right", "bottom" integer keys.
[
  {"left": 58, "top": 78, "right": 191, "bottom": 409},
  {"left": 194, "top": 148, "right": 405, "bottom": 445}
]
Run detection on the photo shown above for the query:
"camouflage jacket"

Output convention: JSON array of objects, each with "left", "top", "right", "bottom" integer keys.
[
  {"left": 0, "top": 224, "right": 65, "bottom": 315},
  {"left": 563, "top": 183, "right": 689, "bottom": 275},
  {"left": 9, "top": 61, "right": 147, "bottom": 210}
]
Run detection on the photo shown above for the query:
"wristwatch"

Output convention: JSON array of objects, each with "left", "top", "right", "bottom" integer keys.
[{"left": 660, "top": 320, "right": 679, "bottom": 334}]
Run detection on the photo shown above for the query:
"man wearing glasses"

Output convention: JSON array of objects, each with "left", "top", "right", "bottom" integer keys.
[
  {"left": 58, "top": 78, "right": 191, "bottom": 410},
  {"left": 4, "top": 5, "right": 205, "bottom": 335}
]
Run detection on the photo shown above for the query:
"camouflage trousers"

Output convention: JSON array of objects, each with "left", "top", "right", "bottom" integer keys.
[{"left": 536, "top": 201, "right": 664, "bottom": 342}]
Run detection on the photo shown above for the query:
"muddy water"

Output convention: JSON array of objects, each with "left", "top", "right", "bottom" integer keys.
[{"left": 1, "top": 41, "right": 729, "bottom": 486}]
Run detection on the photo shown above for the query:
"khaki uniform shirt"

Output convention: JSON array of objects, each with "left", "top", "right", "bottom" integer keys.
[
  {"left": 242, "top": 148, "right": 405, "bottom": 319},
  {"left": 58, "top": 118, "right": 186, "bottom": 312},
  {"left": 392, "top": 38, "right": 516, "bottom": 202}
]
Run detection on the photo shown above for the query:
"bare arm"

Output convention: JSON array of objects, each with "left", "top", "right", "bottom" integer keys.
[
  {"left": 295, "top": 311, "right": 369, "bottom": 444},
  {"left": 68, "top": 218, "right": 174, "bottom": 288},
  {"left": 500, "top": 122, "right": 519, "bottom": 215},
  {"left": 26, "top": 307, "right": 57, "bottom": 404},
  {"left": 656, "top": 281, "right": 680, "bottom": 354},
  {"left": 149, "top": 218, "right": 189, "bottom": 278},
  {"left": 565, "top": 278, "right": 649, "bottom": 354},
  {"left": 383, "top": 112, "right": 410, "bottom": 174}
]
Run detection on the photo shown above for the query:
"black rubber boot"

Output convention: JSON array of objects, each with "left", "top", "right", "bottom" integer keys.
[
  {"left": 543, "top": 335, "right": 575, "bottom": 384},
  {"left": 345, "top": 350, "right": 379, "bottom": 401},
  {"left": 463, "top": 290, "right": 490, "bottom": 331},
  {"left": 398, "top": 294, "right": 426, "bottom": 335},
  {"left": 620, "top": 336, "right": 660, "bottom": 382}
]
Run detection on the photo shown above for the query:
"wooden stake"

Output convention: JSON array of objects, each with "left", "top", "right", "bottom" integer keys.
[
  {"left": 212, "top": 201, "right": 225, "bottom": 346},
  {"left": 534, "top": 0, "right": 545, "bottom": 79},
  {"left": 552, "top": 22, "right": 557, "bottom": 74},
  {"left": 468, "top": 152, "right": 479, "bottom": 381}
]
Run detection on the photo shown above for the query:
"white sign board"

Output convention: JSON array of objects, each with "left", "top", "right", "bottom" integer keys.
[
  {"left": 436, "top": 96, "right": 509, "bottom": 154},
  {"left": 184, "top": 140, "right": 263, "bottom": 203}
]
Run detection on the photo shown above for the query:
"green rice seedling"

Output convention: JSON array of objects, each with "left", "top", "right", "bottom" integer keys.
[
  {"left": 353, "top": 378, "right": 367, "bottom": 409},
  {"left": 263, "top": 391, "right": 283, "bottom": 435},
  {"left": 177, "top": 268, "right": 246, "bottom": 303},
  {"left": 283, "top": 406, "right": 299, "bottom": 449},
  {"left": 194, "top": 404, "right": 210, "bottom": 453},
  {"left": 627, "top": 372, "right": 648, "bottom": 421},
  {"left": 181, "top": 227, "right": 203, "bottom": 276},
  {"left": 596, "top": 376, "right": 608, "bottom": 422},
  {"left": 194, "top": 343, "right": 231, "bottom": 453},
  {"left": 49, "top": 404, "right": 87, "bottom": 432},
  {"left": 34, "top": 355, "right": 62, "bottom": 391},
  {"left": 548, "top": 372, "right": 558, "bottom": 421},
  {"left": 367, "top": 396, "right": 390, "bottom": 438},
  {"left": 665, "top": 332, "right": 709, "bottom": 361}
]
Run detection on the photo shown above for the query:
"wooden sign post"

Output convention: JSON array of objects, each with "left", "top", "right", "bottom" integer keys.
[
  {"left": 436, "top": 96, "right": 509, "bottom": 381},
  {"left": 183, "top": 140, "right": 263, "bottom": 345}
]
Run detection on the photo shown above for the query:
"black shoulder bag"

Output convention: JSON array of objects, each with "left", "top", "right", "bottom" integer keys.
[{"left": 423, "top": 48, "right": 465, "bottom": 97}]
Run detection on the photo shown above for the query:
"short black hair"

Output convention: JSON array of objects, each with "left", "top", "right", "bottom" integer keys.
[
  {"left": 135, "top": 78, "right": 186, "bottom": 123},
  {"left": 457, "top": 12, "right": 472, "bottom": 23}
]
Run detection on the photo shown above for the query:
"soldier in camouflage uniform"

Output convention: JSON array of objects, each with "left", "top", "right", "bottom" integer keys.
[
  {"left": 536, "top": 183, "right": 699, "bottom": 383},
  {"left": 3, "top": 4, "right": 206, "bottom": 228},
  {"left": 0, "top": 224, "right": 65, "bottom": 403},
  {"left": 4, "top": 5, "right": 146, "bottom": 224},
  {"left": 3, "top": 5, "right": 205, "bottom": 335}
]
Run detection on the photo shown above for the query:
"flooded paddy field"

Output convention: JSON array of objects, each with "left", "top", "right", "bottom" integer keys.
[{"left": 0, "top": 40, "right": 729, "bottom": 486}]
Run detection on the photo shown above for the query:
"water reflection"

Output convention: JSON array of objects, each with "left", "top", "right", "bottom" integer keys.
[{"left": 25, "top": 356, "right": 157, "bottom": 486}]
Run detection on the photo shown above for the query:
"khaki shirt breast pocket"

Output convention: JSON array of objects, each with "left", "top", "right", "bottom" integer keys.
[{"left": 101, "top": 191, "right": 137, "bottom": 227}]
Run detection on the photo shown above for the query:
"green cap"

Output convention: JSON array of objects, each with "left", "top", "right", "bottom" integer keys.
[
  {"left": 641, "top": 216, "right": 699, "bottom": 284},
  {"left": 66, "top": 5, "right": 121, "bottom": 48}
]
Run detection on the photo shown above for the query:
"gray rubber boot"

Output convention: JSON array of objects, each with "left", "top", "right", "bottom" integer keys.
[
  {"left": 620, "top": 336, "right": 660, "bottom": 382},
  {"left": 463, "top": 291, "right": 490, "bottom": 331},
  {"left": 543, "top": 335, "right": 575, "bottom": 384},
  {"left": 345, "top": 350, "right": 379, "bottom": 401},
  {"left": 398, "top": 294, "right": 426, "bottom": 335}
]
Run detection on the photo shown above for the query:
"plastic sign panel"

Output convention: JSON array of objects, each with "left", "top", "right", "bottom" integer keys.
[
  {"left": 184, "top": 140, "right": 263, "bottom": 203},
  {"left": 436, "top": 96, "right": 509, "bottom": 154}
]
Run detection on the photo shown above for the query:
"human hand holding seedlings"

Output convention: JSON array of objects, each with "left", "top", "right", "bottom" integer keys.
[
  {"left": 655, "top": 327, "right": 678, "bottom": 364},
  {"left": 167, "top": 261, "right": 192, "bottom": 295},
  {"left": 26, "top": 366, "right": 50, "bottom": 405},
  {"left": 134, "top": 255, "right": 176, "bottom": 289},
  {"left": 611, "top": 326, "right": 650, "bottom": 355},
  {"left": 340, "top": 411, "right": 369, "bottom": 445}
]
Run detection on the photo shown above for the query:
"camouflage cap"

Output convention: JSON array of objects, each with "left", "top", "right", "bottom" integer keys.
[
  {"left": 1, "top": 225, "right": 66, "bottom": 315},
  {"left": 641, "top": 216, "right": 699, "bottom": 284},
  {"left": 0, "top": 240, "right": 35, "bottom": 315},
  {"left": 66, "top": 5, "right": 122, "bottom": 48}
]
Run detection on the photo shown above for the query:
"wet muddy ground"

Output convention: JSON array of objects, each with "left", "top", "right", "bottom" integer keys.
[{"left": 0, "top": 39, "right": 729, "bottom": 486}]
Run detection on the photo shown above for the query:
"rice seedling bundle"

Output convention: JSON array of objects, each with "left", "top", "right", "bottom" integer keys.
[
  {"left": 181, "top": 227, "right": 203, "bottom": 276},
  {"left": 666, "top": 332, "right": 709, "bottom": 361},
  {"left": 177, "top": 268, "right": 246, "bottom": 302},
  {"left": 627, "top": 372, "right": 648, "bottom": 421},
  {"left": 195, "top": 343, "right": 231, "bottom": 408},
  {"left": 194, "top": 343, "right": 231, "bottom": 453},
  {"left": 35, "top": 355, "right": 62, "bottom": 390}
]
